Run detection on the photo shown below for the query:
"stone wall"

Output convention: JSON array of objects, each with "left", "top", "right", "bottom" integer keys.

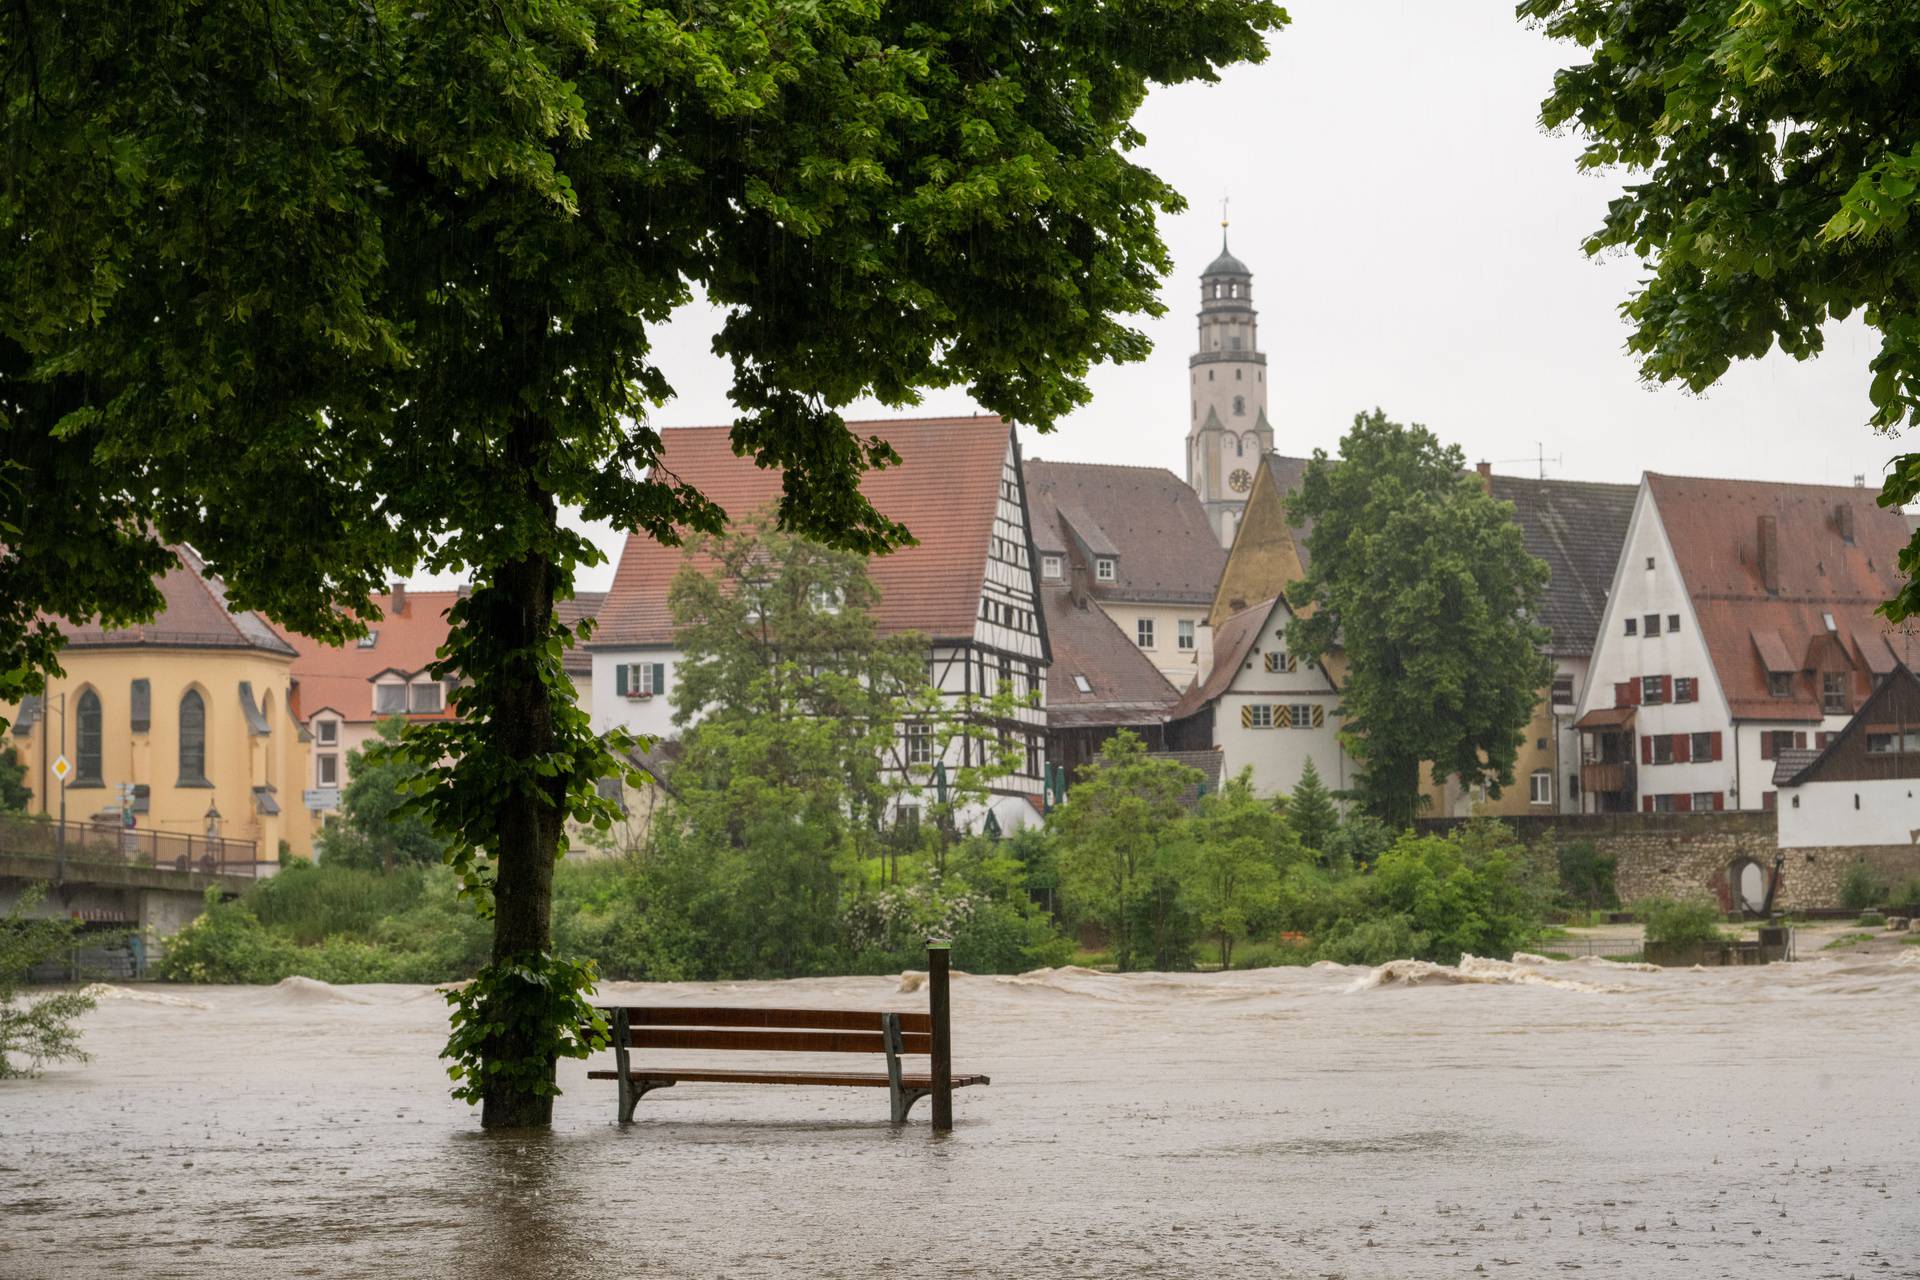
[{"left": 1413, "top": 812, "right": 1920, "bottom": 911}]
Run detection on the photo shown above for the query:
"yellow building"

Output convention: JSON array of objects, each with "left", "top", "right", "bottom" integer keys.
[{"left": 6, "top": 546, "right": 314, "bottom": 863}]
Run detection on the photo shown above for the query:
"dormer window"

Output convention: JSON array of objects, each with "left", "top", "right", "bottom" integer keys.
[
  {"left": 409, "top": 681, "right": 444, "bottom": 714},
  {"left": 358, "top": 631, "right": 379, "bottom": 649},
  {"left": 1095, "top": 558, "right": 1116, "bottom": 583},
  {"left": 373, "top": 681, "right": 406, "bottom": 714},
  {"left": 1042, "top": 554, "right": 1063, "bottom": 580}
]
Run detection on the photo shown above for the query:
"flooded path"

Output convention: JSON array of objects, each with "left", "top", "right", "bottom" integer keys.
[{"left": 4, "top": 954, "right": 1917, "bottom": 1278}]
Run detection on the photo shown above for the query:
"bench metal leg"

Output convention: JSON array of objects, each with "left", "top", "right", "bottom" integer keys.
[
  {"left": 619, "top": 1077, "right": 674, "bottom": 1123},
  {"left": 890, "top": 1086, "right": 930, "bottom": 1123}
]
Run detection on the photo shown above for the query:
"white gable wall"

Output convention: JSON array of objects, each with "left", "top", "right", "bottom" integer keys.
[{"left": 1213, "top": 600, "right": 1352, "bottom": 798}]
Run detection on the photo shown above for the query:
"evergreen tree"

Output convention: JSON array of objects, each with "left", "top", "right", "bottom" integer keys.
[{"left": 1286, "top": 758, "right": 1339, "bottom": 856}]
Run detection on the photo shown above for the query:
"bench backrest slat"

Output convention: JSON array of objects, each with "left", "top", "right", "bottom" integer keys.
[
  {"left": 625, "top": 1027, "right": 933, "bottom": 1055},
  {"left": 606, "top": 1006, "right": 932, "bottom": 1035}
]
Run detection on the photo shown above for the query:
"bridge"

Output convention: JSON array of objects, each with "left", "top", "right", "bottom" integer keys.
[{"left": 0, "top": 816, "right": 271, "bottom": 979}]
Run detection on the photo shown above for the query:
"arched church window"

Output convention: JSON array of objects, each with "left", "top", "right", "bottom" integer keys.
[
  {"left": 75, "top": 689, "right": 103, "bottom": 784},
  {"left": 1233, "top": 396, "right": 1245, "bottom": 416}
]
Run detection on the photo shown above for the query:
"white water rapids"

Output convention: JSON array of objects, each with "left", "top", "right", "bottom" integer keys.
[{"left": 3, "top": 953, "right": 1917, "bottom": 1278}]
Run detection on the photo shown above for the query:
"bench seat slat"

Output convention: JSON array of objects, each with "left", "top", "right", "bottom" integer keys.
[
  {"left": 587, "top": 1068, "right": 989, "bottom": 1089},
  {"left": 602, "top": 1006, "right": 933, "bottom": 1034},
  {"left": 622, "top": 1028, "right": 931, "bottom": 1055}
]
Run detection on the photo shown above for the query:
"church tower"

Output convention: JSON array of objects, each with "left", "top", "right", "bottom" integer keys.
[{"left": 1186, "top": 221, "right": 1272, "bottom": 547}]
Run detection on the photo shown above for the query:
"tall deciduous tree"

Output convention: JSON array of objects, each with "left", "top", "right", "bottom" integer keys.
[
  {"left": 1519, "top": 1, "right": 1920, "bottom": 614},
  {"left": 1, "top": 0, "right": 1285, "bottom": 1126},
  {"left": 1286, "top": 411, "right": 1551, "bottom": 827},
  {"left": 1191, "top": 769, "right": 1294, "bottom": 967}
]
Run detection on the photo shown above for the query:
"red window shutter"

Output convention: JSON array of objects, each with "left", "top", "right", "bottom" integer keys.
[
  {"left": 1760, "top": 734, "right": 1774, "bottom": 761},
  {"left": 1641, "top": 735, "right": 1653, "bottom": 765},
  {"left": 1674, "top": 793, "right": 1692, "bottom": 812},
  {"left": 1662, "top": 674, "right": 1674, "bottom": 702},
  {"left": 1614, "top": 680, "right": 1631, "bottom": 708},
  {"left": 1795, "top": 731, "right": 1807, "bottom": 750},
  {"left": 1762, "top": 790, "right": 1777, "bottom": 812},
  {"left": 1628, "top": 679, "right": 1642, "bottom": 706},
  {"left": 1712, "top": 793, "right": 1725, "bottom": 811},
  {"left": 1673, "top": 734, "right": 1691, "bottom": 763},
  {"left": 1712, "top": 732, "right": 1724, "bottom": 761},
  {"left": 1642, "top": 795, "right": 1654, "bottom": 813}
]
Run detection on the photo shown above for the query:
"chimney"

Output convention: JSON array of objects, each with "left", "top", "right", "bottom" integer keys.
[
  {"left": 1068, "top": 556, "right": 1090, "bottom": 610},
  {"left": 1475, "top": 460, "right": 1493, "bottom": 494},
  {"left": 388, "top": 582, "right": 408, "bottom": 616},
  {"left": 1835, "top": 503, "right": 1855, "bottom": 545},
  {"left": 1756, "top": 515, "right": 1779, "bottom": 594}
]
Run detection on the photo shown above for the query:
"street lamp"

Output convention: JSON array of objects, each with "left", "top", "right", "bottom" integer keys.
[{"left": 204, "top": 802, "right": 222, "bottom": 840}]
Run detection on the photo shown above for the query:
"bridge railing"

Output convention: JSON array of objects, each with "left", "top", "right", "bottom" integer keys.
[{"left": 0, "top": 814, "right": 267, "bottom": 879}]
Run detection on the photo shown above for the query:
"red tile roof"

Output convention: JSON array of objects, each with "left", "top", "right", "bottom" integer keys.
[
  {"left": 595, "top": 417, "right": 1014, "bottom": 647},
  {"left": 556, "top": 591, "right": 606, "bottom": 675},
  {"left": 1649, "top": 473, "right": 1917, "bottom": 722},
  {"left": 54, "top": 544, "right": 295, "bottom": 658},
  {"left": 279, "top": 589, "right": 460, "bottom": 724},
  {"left": 1169, "top": 596, "right": 1280, "bottom": 720}
]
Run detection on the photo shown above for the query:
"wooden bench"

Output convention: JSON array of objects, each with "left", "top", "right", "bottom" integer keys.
[{"left": 588, "top": 944, "right": 985, "bottom": 1129}]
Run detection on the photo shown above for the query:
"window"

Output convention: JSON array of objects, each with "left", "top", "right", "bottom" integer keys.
[
  {"left": 357, "top": 630, "right": 379, "bottom": 649},
  {"left": 178, "top": 689, "right": 207, "bottom": 785},
  {"left": 1674, "top": 676, "right": 1697, "bottom": 703},
  {"left": 1867, "top": 733, "right": 1898, "bottom": 754},
  {"left": 74, "top": 689, "right": 103, "bottom": 784},
  {"left": 1094, "top": 558, "right": 1115, "bottom": 583},
  {"left": 1136, "top": 618, "right": 1155, "bottom": 649},
  {"left": 1529, "top": 770, "right": 1551, "bottom": 806},
  {"left": 1246, "top": 704, "right": 1273, "bottom": 729},
  {"left": 1691, "top": 792, "right": 1718, "bottom": 810},
  {"left": 1768, "top": 671, "right": 1794, "bottom": 698},
  {"left": 810, "top": 586, "right": 844, "bottom": 614},
  {"left": 1766, "top": 729, "right": 1798, "bottom": 758},
  {"left": 1264, "top": 651, "right": 1295, "bottom": 674},
  {"left": 315, "top": 719, "right": 338, "bottom": 747},
  {"left": 1651, "top": 735, "right": 1674, "bottom": 765},
  {"left": 1551, "top": 673, "right": 1574, "bottom": 706},
  {"left": 1641, "top": 675, "right": 1664, "bottom": 705},
  {"left": 1645, "top": 556, "right": 1655, "bottom": 570},
  {"left": 1642, "top": 613, "right": 1661, "bottom": 637},
  {"left": 1026, "top": 738, "right": 1042, "bottom": 778},
  {"left": 1042, "top": 554, "right": 1062, "bottom": 580},
  {"left": 409, "top": 681, "right": 443, "bottom": 714},
  {"left": 1289, "top": 704, "right": 1317, "bottom": 730},
  {"left": 1668, "top": 614, "right": 1681, "bottom": 633},
  {"left": 1822, "top": 672, "right": 1848, "bottom": 714},
  {"left": 1072, "top": 674, "right": 1092, "bottom": 694},
  {"left": 1178, "top": 619, "right": 1195, "bottom": 652},
  {"left": 130, "top": 679, "right": 151, "bottom": 733},
  {"left": 616, "top": 663, "right": 664, "bottom": 699},
  {"left": 374, "top": 682, "right": 407, "bottom": 714},
  {"left": 1691, "top": 731, "right": 1714, "bottom": 759},
  {"left": 1624, "top": 617, "right": 1637, "bottom": 636},
  {"left": 906, "top": 723, "right": 933, "bottom": 766},
  {"left": 1232, "top": 395, "right": 1245, "bottom": 416},
  {"left": 316, "top": 754, "right": 339, "bottom": 787},
  {"left": 1651, "top": 794, "right": 1676, "bottom": 813}
]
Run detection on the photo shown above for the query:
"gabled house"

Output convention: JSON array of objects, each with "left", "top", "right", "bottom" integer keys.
[
  {"left": 589, "top": 416, "right": 1050, "bottom": 833},
  {"left": 1574, "top": 474, "right": 1914, "bottom": 814},
  {"left": 1775, "top": 661, "right": 1920, "bottom": 848},
  {"left": 276, "top": 585, "right": 459, "bottom": 818},
  {"left": 5, "top": 545, "right": 314, "bottom": 861},
  {"left": 1025, "top": 460, "right": 1226, "bottom": 689}
]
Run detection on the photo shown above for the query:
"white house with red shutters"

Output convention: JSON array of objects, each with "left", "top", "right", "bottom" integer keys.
[{"left": 1573, "top": 474, "right": 1917, "bottom": 814}]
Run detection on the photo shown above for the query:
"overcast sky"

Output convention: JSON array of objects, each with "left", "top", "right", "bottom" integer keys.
[{"left": 487, "top": 0, "right": 1895, "bottom": 593}]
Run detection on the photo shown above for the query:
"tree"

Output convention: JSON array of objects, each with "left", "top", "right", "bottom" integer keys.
[
  {"left": 1285, "top": 758, "right": 1339, "bottom": 856},
  {"left": 2, "top": 0, "right": 1285, "bottom": 1126},
  {"left": 0, "top": 887, "right": 95, "bottom": 1078},
  {"left": 1049, "top": 731, "right": 1200, "bottom": 970},
  {"left": 1519, "top": 2, "right": 1920, "bottom": 615},
  {"left": 1191, "top": 769, "right": 1293, "bottom": 967},
  {"left": 317, "top": 721, "right": 447, "bottom": 871},
  {"left": 0, "top": 747, "right": 29, "bottom": 813},
  {"left": 1286, "top": 411, "right": 1551, "bottom": 827}
]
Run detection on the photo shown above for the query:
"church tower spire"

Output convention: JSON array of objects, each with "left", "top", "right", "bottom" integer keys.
[{"left": 1185, "top": 215, "right": 1272, "bottom": 548}]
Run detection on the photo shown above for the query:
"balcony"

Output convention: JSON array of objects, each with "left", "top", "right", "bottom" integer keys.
[{"left": 1580, "top": 761, "right": 1632, "bottom": 795}]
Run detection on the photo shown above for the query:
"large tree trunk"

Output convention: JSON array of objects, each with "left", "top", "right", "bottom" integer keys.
[{"left": 479, "top": 413, "right": 569, "bottom": 1130}]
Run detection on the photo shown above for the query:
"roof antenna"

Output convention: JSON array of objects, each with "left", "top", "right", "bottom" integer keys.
[{"left": 1491, "top": 442, "right": 1564, "bottom": 479}]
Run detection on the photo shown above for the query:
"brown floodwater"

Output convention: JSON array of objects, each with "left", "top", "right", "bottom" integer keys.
[{"left": 3, "top": 953, "right": 1917, "bottom": 1279}]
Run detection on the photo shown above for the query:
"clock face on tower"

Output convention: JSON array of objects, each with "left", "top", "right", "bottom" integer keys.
[{"left": 1228, "top": 468, "right": 1253, "bottom": 494}]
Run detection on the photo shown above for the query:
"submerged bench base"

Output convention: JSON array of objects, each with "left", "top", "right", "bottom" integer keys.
[{"left": 587, "top": 1067, "right": 990, "bottom": 1123}]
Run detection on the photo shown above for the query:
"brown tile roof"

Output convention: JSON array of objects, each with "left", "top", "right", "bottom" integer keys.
[
  {"left": 54, "top": 544, "right": 295, "bottom": 658},
  {"left": 1488, "top": 475, "right": 1638, "bottom": 657},
  {"left": 280, "top": 589, "right": 460, "bottom": 725},
  {"left": 595, "top": 417, "right": 1014, "bottom": 647},
  {"left": 1261, "top": 453, "right": 1315, "bottom": 571},
  {"left": 556, "top": 591, "right": 606, "bottom": 676},
  {"left": 1040, "top": 587, "right": 1180, "bottom": 729},
  {"left": 1649, "top": 473, "right": 1915, "bottom": 723},
  {"left": 1025, "top": 461, "right": 1225, "bottom": 605},
  {"left": 1147, "top": 748, "right": 1225, "bottom": 808},
  {"left": 1170, "top": 596, "right": 1280, "bottom": 720}
]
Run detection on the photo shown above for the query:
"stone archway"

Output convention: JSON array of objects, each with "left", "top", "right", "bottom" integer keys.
[{"left": 1727, "top": 856, "right": 1768, "bottom": 914}]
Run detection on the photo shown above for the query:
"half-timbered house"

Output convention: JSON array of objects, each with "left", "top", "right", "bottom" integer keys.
[{"left": 589, "top": 417, "right": 1049, "bottom": 832}]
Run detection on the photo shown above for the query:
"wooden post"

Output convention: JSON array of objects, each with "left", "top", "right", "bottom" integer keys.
[{"left": 927, "top": 939, "right": 953, "bottom": 1132}]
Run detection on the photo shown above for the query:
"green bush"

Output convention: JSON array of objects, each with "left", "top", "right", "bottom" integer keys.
[
  {"left": 158, "top": 888, "right": 299, "bottom": 983},
  {"left": 2, "top": 886, "right": 96, "bottom": 1077},
  {"left": 246, "top": 861, "right": 427, "bottom": 945},
  {"left": 1638, "top": 897, "right": 1728, "bottom": 947},
  {"left": 1858, "top": 910, "right": 1886, "bottom": 929},
  {"left": 1837, "top": 860, "right": 1885, "bottom": 913},
  {"left": 1226, "top": 939, "right": 1314, "bottom": 969},
  {"left": 1314, "top": 915, "right": 1425, "bottom": 966},
  {"left": 1556, "top": 840, "right": 1619, "bottom": 910},
  {"left": 1893, "top": 877, "right": 1920, "bottom": 910}
]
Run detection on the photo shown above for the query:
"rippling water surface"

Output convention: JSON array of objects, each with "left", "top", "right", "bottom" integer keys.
[{"left": 4, "top": 953, "right": 1917, "bottom": 1279}]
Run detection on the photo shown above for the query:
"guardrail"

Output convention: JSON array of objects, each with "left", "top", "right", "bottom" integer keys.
[{"left": 0, "top": 815, "right": 267, "bottom": 879}]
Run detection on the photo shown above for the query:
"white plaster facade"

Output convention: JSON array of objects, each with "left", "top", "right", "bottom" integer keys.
[
  {"left": 1203, "top": 600, "right": 1353, "bottom": 798},
  {"left": 1778, "top": 776, "right": 1920, "bottom": 848}
]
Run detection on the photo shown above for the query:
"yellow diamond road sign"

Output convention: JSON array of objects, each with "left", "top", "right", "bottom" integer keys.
[{"left": 51, "top": 754, "right": 72, "bottom": 783}]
